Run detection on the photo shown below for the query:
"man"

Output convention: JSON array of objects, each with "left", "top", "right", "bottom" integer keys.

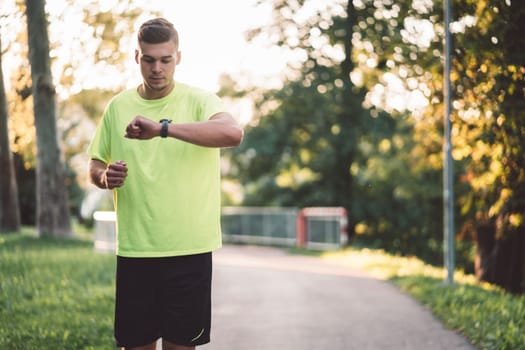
[{"left": 87, "top": 18, "right": 243, "bottom": 350}]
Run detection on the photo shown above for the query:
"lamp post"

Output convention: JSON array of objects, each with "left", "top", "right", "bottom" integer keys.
[{"left": 443, "top": 0, "right": 455, "bottom": 284}]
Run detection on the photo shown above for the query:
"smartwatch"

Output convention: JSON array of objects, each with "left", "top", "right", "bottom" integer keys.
[{"left": 159, "top": 119, "right": 172, "bottom": 138}]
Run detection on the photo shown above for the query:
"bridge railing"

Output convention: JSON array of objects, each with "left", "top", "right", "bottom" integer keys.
[{"left": 93, "top": 206, "right": 348, "bottom": 252}]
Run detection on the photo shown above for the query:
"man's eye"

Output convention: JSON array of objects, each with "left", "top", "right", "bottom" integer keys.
[{"left": 161, "top": 59, "right": 173, "bottom": 64}]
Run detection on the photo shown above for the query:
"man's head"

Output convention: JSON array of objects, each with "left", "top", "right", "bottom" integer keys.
[
  {"left": 135, "top": 18, "right": 181, "bottom": 99},
  {"left": 137, "top": 18, "right": 179, "bottom": 48}
]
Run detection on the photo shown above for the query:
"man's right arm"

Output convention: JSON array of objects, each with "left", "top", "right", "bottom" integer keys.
[{"left": 89, "top": 159, "right": 128, "bottom": 189}]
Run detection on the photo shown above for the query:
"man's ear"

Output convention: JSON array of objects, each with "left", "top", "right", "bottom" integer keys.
[
  {"left": 176, "top": 51, "right": 182, "bottom": 65},
  {"left": 135, "top": 49, "right": 140, "bottom": 64}
]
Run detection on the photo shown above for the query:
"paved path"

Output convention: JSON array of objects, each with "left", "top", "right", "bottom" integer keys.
[{"left": 198, "top": 244, "right": 476, "bottom": 350}]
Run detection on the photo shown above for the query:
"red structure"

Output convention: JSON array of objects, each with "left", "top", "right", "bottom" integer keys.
[{"left": 296, "top": 207, "right": 348, "bottom": 249}]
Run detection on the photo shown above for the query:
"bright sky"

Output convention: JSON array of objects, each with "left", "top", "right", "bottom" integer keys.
[
  {"left": 1, "top": 0, "right": 434, "bottom": 117},
  {"left": 1, "top": 0, "right": 289, "bottom": 94},
  {"left": 152, "top": 0, "right": 288, "bottom": 92},
  {"left": 147, "top": 0, "right": 290, "bottom": 124}
]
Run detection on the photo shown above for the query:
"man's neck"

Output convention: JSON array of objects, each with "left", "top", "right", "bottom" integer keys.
[{"left": 138, "top": 82, "right": 174, "bottom": 99}]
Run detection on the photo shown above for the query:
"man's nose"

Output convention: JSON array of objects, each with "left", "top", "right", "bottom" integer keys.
[{"left": 152, "top": 61, "right": 162, "bottom": 72}]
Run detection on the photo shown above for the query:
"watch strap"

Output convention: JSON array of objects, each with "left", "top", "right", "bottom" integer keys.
[{"left": 159, "top": 119, "right": 172, "bottom": 138}]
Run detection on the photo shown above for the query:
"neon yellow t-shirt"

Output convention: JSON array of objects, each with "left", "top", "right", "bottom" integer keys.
[{"left": 87, "top": 82, "right": 225, "bottom": 257}]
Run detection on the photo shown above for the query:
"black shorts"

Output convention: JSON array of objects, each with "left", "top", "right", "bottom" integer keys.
[{"left": 114, "top": 253, "right": 212, "bottom": 348}]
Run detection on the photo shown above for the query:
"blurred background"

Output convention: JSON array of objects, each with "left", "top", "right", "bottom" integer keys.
[{"left": 1, "top": 0, "right": 524, "bottom": 294}]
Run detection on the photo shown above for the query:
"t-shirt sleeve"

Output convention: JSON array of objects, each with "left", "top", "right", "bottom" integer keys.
[
  {"left": 201, "top": 93, "right": 226, "bottom": 121},
  {"left": 87, "top": 105, "right": 112, "bottom": 164}
]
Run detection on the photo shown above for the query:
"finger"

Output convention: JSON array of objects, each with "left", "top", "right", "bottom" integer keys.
[
  {"left": 125, "top": 121, "right": 136, "bottom": 132},
  {"left": 107, "top": 176, "right": 125, "bottom": 189},
  {"left": 125, "top": 130, "right": 139, "bottom": 138},
  {"left": 125, "top": 122, "right": 140, "bottom": 135},
  {"left": 109, "top": 162, "right": 128, "bottom": 172},
  {"left": 109, "top": 165, "right": 127, "bottom": 174},
  {"left": 112, "top": 179, "right": 124, "bottom": 188},
  {"left": 115, "top": 161, "right": 128, "bottom": 174},
  {"left": 107, "top": 173, "right": 126, "bottom": 183}
]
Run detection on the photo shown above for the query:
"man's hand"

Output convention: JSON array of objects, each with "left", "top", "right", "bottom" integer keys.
[
  {"left": 89, "top": 159, "right": 128, "bottom": 190},
  {"left": 102, "top": 160, "right": 128, "bottom": 189},
  {"left": 125, "top": 116, "right": 162, "bottom": 140}
]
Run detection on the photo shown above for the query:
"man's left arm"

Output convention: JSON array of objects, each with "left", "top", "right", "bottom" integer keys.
[{"left": 125, "top": 112, "right": 244, "bottom": 147}]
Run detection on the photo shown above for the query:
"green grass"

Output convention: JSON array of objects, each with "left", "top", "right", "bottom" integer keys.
[
  {"left": 0, "top": 233, "right": 116, "bottom": 350},
  {"left": 2, "top": 234, "right": 524, "bottom": 350},
  {"left": 322, "top": 248, "right": 525, "bottom": 350},
  {"left": 392, "top": 276, "right": 525, "bottom": 350}
]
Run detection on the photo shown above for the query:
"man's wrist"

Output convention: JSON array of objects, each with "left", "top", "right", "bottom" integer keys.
[{"left": 159, "top": 119, "right": 172, "bottom": 138}]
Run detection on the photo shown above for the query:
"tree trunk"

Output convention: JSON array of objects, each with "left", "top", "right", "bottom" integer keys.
[
  {"left": 492, "top": 229, "right": 525, "bottom": 294},
  {"left": 473, "top": 222, "right": 495, "bottom": 282},
  {"left": 0, "top": 35, "right": 21, "bottom": 233},
  {"left": 25, "top": 0, "right": 72, "bottom": 237},
  {"left": 475, "top": 221, "right": 525, "bottom": 294}
]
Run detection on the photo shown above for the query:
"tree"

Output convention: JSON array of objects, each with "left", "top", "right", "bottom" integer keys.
[
  {"left": 230, "top": 0, "right": 441, "bottom": 259},
  {"left": 232, "top": 0, "right": 525, "bottom": 293},
  {"left": 3, "top": 0, "right": 157, "bottom": 231},
  {"left": 230, "top": 0, "right": 379, "bottom": 235},
  {"left": 348, "top": 0, "right": 525, "bottom": 292},
  {"left": 451, "top": 0, "right": 525, "bottom": 293},
  {"left": 0, "top": 33, "right": 21, "bottom": 233},
  {"left": 25, "top": 0, "right": 71, "bottom": 237}
]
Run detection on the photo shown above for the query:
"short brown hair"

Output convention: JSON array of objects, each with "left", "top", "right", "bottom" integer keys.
[{"left": 138, "top": 18, "right": 179, "bottom": 48}]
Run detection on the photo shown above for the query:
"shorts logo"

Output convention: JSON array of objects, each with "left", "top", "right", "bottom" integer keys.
[{"left": 191, "top": 328, "right": 205, "bottom": 342}]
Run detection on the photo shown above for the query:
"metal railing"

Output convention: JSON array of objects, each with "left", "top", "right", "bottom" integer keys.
[
  {"left": 221, "top": 206, "right": 299, "bottom": 246},
  {"left": 93, "top": 207, "right": 348, "bottom": 252}
]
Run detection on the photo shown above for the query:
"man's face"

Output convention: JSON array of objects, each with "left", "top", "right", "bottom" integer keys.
[{"left": 135, "top": 40, "right": 181, "bottom": 98}]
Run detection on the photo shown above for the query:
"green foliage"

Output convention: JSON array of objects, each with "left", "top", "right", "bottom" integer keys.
[
  {"left": 451, "top": 0, "right": 525, "bottom": 239},
  {"left": 230, "top": 75, "right": 368, "bottom": 210},
  {"left": 234, "top": 0, "right": 389, "bottom": 229},
  {"left": 392, "top": 276, "right": 525, "bottom": 350},
  {"left": 0, "top": 234, "right": 115, "bottom": 349},
  {"left": 236, "top": 0, "right": 525, "bottom": 290},
  {"left": 234, "top": 0, "right": 449, "bottom": 268}
]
